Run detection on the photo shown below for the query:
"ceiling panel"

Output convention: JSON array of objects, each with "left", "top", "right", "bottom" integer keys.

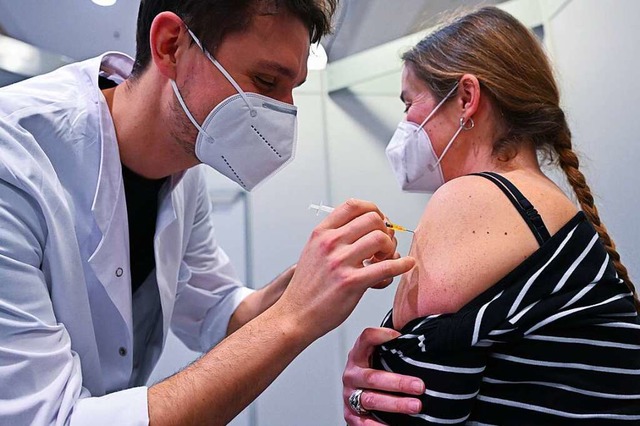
[
  {"left": 323, "top": 0, "right": 504, "bottom": 61},
  {"left": 0, "top": 0, "right": 504, "bottom": 65},
  {"left": 0, "top": 0, "right": 139, "bottom": 60}
]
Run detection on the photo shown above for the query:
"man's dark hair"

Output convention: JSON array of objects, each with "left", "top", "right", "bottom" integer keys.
[{"left": 130, "top": 0, "right": 338, "bottom": 77}]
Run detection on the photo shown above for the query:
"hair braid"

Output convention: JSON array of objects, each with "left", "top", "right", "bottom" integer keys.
[{"left": 553, "top": 121, "right": 640, "bottom": 311}]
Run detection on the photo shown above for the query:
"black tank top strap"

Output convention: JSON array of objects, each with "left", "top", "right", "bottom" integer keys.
[{"left": 470, "top": 172, "right": 552, "bottom": 246}]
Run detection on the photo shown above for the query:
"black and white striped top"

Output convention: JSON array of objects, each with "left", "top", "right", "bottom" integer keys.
[{"left": 372, "top": 172, "right": 640, "bottom": 425}]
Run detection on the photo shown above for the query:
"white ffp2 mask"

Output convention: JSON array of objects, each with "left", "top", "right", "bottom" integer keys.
[
  {"left": 385, "top": 84, "right": 463, "bottom": 193},
  {"left": 170, "top": 29, "right": 298, "bottom": 191}
]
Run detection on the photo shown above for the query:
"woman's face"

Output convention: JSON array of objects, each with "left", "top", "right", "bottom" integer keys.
[
  {"left": 399, "top": 65, "right": 465, "bottom": 180},
  {"left": 401, "top": 65, "right": 438, "bottom": 125}
]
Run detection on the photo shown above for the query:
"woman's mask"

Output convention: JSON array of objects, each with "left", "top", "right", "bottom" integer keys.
[
  {"left": 170, "top": 28, "right": 297, "bottom": 191},
  {"left": 386, "top": 83, "right": 467, "bottom": 193}
]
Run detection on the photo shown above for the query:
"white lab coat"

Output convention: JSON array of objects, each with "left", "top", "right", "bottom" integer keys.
[{"left": 0, "top": 53, "right": 253, "bottom": 425}]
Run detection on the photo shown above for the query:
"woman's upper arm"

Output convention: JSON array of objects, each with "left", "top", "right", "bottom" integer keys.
[{"left": 394, "top": 176, "right": 540, "bottom": 320}]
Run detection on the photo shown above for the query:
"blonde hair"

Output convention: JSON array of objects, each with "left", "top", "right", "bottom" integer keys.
[{"left": 403, "top": 6, "right": 638, "bottom": 308}]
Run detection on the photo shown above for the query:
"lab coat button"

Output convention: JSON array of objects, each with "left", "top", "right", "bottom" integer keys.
[
  {"left": 119, "top": 347, "right": 127, "bottom": 357},
  {"left": 115, "top": 267, "right": 123, "bottom": 277}
]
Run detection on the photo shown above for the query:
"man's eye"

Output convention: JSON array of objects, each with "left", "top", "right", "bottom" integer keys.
[
  {"left": 255, "top": 76, "right": 276, "bottom": 88},
  {"left": 404, "top": 104, "right": 410, "bottom": 114}
]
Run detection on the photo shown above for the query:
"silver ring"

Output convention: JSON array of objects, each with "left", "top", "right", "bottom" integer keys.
[{"left": 348, "top": 389, "right": 369, "bottom": 415}]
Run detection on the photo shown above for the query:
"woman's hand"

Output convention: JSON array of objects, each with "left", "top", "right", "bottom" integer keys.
[{"left": 343, "top": 327, "right": 425, "bottom": 425}]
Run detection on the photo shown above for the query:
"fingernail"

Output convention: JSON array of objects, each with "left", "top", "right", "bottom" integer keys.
[
  {"left": 411, "top": 381, "right": 424, "bottom": 394},
  {"left": 409, "top": 400, "right": 421, "bottom": 413}
]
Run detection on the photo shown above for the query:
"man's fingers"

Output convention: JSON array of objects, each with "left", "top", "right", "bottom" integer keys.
[
  {"left": 371, "top": 277, "right": 394, "bottom": 290},
  {"left": 343, "top": 229, "right": 397, "bottom": 266},
  {"left": 373, "top": 244, "right": 400, "bottom": 262},
  {"left": 342, "top": 212, "right": 390, "bottom": 246},
  {"left": 370, "top": 250, "right": 402, "bottom": 288},
  {"left": 318, "top": 199, "right": 384, "bottom": 230},
  {"left": 352, "top": 256, "right": 415, "bottom": 291},
  {"left": 314, "top": 199, "right": 402, "bottom": 267}
]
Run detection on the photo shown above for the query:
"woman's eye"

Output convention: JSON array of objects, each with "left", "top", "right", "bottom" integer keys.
[{"left": 404, "top": 104, "right": 410, "bottom": 114}]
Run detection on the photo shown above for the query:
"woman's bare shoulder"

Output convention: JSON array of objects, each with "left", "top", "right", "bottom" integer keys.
[
  {"left": 393, "top": 175, "right": 543, "bottom": 325},
  {"left": 424, "top": 175, "right": 507, "bottom": 223},
  {"left": 419, "top": 174, "right": 527, "bottom": 241}
]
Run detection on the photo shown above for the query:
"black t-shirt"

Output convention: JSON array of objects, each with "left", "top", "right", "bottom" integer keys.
[{"left": 121, "top": 165, "right": 166, "bottom": 293}]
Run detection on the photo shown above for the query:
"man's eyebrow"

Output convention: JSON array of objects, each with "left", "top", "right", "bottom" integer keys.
[
  {"left": 257, "top": 60, "right": 306, "bottom": 87},
  {"left": 400, "top": 91, "right": 407, "bottom": 103}
]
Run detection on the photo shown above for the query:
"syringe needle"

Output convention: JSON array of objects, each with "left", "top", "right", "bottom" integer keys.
[
  {"left": 385, "top": 221, "right": 415, "bottom": 234},
  {"left": 309, "top": 202, "right": 415, "bottom": 234}
]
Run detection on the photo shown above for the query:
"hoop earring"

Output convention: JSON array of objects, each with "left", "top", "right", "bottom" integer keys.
[{"left": 460, "top": 116, "right": 475, "bottom": 130}]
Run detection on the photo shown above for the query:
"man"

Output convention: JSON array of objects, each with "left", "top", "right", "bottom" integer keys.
[{"left": 0, "top": 0, "right": 415, "bottom": 424}]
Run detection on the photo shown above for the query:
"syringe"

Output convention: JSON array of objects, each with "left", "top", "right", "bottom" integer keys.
[
  {"left": 308, "top": 203, "right": 415, "bottom": 234},
  {"left": 308, "top": 202, "right": 335, "bottom": 215}
]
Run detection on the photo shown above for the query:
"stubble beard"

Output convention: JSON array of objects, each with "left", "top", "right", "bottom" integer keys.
[{"left": 168, "top": 90, "right": 198, "bottom": 161}]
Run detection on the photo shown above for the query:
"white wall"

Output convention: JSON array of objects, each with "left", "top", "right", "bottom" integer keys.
[{"left": 546, "top": 0, "right": 640, "bottom": 283}]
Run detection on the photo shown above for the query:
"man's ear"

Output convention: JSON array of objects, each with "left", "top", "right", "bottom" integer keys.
[
  {"left": 457, "top": 74, "right": 481, "bottom": 122},
  {"left": 149, "top": 11, "right": 189, "bottom": 80}
]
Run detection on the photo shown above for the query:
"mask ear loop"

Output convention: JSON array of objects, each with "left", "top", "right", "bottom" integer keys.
[
  {"left": 170, "top": 79, "right": 215, "bottom": 142},
  {"left": 427, "top": 116, "right": 475, "bottom": 172},
  {"left": 416, "top": 83, "right": 459, "bottom": 131},
  {"left": 186, "top": 28, "right": 257, "bottom": 117}
]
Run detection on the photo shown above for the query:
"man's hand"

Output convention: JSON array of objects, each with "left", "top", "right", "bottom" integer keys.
[
  {"left": 274, "top": 199, "right": 415, "bottom": 340},
  {"left": 343, "top": 327, "right": 425, "bottom": 425}
]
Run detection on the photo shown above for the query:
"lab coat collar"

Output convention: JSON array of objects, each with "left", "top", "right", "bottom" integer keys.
[
  {"left": 88, "top": 53, "right": 136, "bottom": 342},
  {"left": 91, "top": 52, "right": 133, "bottom": 230},
  {"left": 155, "top": 172, "right": 186, "bottom": 340}
]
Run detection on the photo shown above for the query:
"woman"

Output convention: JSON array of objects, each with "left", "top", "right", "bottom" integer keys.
[{"left": 343, "top": 6, "right": 640, "bottom": 425}]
